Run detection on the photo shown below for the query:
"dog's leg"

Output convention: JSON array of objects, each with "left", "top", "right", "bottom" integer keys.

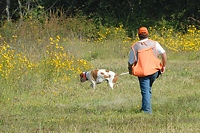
[
  {"left": 88, "top": 78, "right": 96, "bottom": 89},
  {"left": 108, "top": 74, "right": 118, "bottom": 90},
  {"left": 90, "top": 82, "right": 96, "bottom": 89},
  {"left": 108, "top": 82, "right": 114, "bottom": 90}
]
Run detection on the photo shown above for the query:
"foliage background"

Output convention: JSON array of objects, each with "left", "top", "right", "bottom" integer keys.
[
  {"left": 1, "top": 0, "right": 200, "bottom": 35},
  {"left": 0, "top": 0, "right": 200, "bottom": 132}
]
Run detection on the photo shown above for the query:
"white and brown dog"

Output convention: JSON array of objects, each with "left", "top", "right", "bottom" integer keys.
[{"left": 80, "top": 69, "right": 128, "bottom": 89}]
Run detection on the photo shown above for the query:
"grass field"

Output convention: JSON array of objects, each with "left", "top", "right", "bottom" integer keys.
[{"left": 0, "top": 37, "right": 200, "bottom": 133}]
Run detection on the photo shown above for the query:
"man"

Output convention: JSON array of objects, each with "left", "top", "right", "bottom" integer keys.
[{"left": 128, "top": 27, "right": 167, "bottom": 114}]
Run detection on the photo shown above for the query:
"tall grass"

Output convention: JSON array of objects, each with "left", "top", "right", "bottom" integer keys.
[{"left": 0, "top": 15, "right": 200, "bottom": 132}]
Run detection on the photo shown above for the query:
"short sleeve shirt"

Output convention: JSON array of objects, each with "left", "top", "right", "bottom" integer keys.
[{"left": 128, "top": 38, "right": 165, "bottom": 64}]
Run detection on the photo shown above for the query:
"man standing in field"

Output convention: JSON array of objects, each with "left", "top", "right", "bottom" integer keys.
[{"left": 128, "top": 27, "right": 167, "bottom": 114}]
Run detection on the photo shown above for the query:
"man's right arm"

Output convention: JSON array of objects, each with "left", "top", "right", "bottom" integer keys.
[{"left": 156, "top": 42, "right": 166, "bottom": 73}]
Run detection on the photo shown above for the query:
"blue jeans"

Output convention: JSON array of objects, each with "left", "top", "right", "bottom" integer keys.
[{"left": 138, "top": 71, "right": 158, "bottom": 114}]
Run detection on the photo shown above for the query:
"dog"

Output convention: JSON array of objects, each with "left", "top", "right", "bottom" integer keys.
[{"left": 80, "top": 69, "right": 128, "bottom": 89}]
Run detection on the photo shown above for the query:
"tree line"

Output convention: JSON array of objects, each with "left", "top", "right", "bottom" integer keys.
[{"left": 0, "top": 0, "right": 199, "bottom": 32}]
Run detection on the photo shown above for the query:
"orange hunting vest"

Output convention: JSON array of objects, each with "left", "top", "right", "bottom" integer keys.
[{"left": 131, "top": 40, "right": 162, "bottom": 77}]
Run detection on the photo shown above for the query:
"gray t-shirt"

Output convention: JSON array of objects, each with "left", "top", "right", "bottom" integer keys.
[{"left": 128, "top": 38, "right": 165, "bottom": 64}]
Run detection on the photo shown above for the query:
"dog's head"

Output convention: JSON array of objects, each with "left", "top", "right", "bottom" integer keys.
[{"left": 80, "top": 72, "right": 87, "bottom": 82}]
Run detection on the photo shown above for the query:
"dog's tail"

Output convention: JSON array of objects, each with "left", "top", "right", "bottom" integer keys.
[{"left": 119, "top": 72, "right": 129, "bottom": 76}]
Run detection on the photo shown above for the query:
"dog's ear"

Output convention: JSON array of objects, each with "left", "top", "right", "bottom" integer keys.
[{"left": 80, "top": 73, "right": 83, "bottom": 77}]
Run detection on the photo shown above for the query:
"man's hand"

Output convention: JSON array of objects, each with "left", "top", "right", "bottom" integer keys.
[
  {"left": 161, "top": 66, "right": 165, "bottom": 73},
  {"left": 128, "top": 62, "right": 133, "bottom": 75},
  {"left": 128, "top": 67, "right": 132, "bottom": 74}
]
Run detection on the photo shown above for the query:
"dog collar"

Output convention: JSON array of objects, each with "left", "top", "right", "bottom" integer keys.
[{"left": 84, "top": 72, "right": 88, "bottom": 80}]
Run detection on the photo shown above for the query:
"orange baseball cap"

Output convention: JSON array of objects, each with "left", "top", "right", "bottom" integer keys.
[{"left": 138, "top": 27, "right": 148, "bottom": 35}]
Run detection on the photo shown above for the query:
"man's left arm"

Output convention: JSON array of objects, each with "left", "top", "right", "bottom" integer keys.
[
  {"left": 128, "top": 50, "right": 134, "bottom": 74},
  {"left": 161, "top": 52, "right": 167, "bottom": 73}
]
